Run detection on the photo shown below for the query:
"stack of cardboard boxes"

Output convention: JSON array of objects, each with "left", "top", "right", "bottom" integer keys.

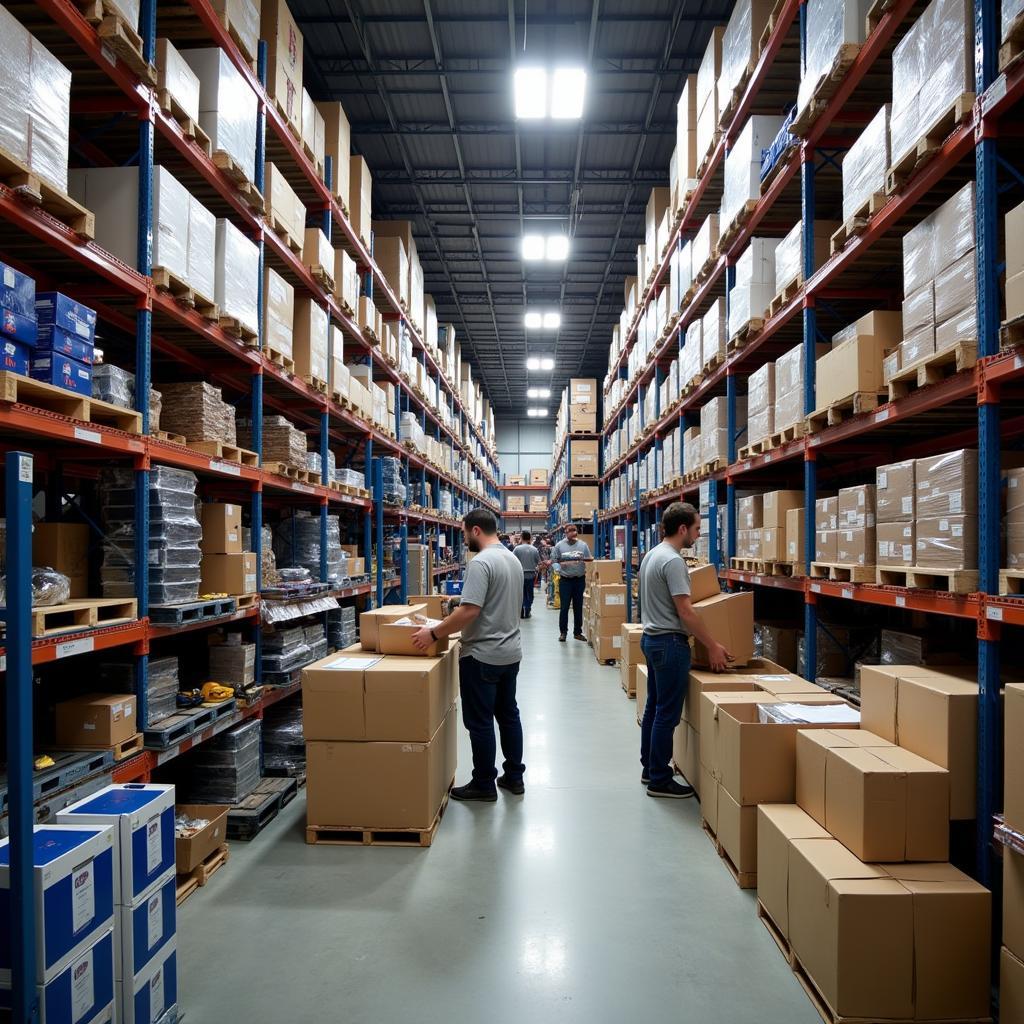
[
  {"left": 619, "top": 622, "right": 645, "bottom": 696},
  {"left": 586, "top": 561, "right": 628, "bottom": 663},
  {"left": 304, "top": 605, "right": 459, "bottom": 838},
  {"left": 814, "top": 484, "right": 876, "bottom": 568},
  {"left": 695, "top": 27, "right": 725, "bottom": 171},
  {"left": 199, "top": 502, "right": 257, "bottom": 597},
  {"left": 814, "top": 310, "right": 902, "bottom": 414},
  {"left": 1008, "top": 199, "right": 1024, "bottom": 326},
  {"left": 1002, "top": 684, "right": 1024, "bottom": 1019},
  {"left": 734, "top": 490, "right": 804, "bottom": 566}
]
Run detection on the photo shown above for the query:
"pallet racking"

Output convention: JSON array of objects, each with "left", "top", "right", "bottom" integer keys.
[
  {"left": 1, "top": 2, "right": 499, "bottom": 1012},
  {"left": 593, "top": 0, "right": 1024, "bottom": 886}
]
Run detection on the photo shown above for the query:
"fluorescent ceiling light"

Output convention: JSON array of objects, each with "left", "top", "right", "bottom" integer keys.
[
  {"left": 525, "top": 356, "right": 555, "bottom": 372},
  {"left": 527, "top": 388, "right": 552, "bottom": 399},
  {"left": 550, "top": 68, "right": 587, "bottom": 119},
  {"left": 542, "top": 311, "right": 561, "bottom": 329},
  {"left": 546, "top": 236, "right": 569, "bottom": 261},
  {"left": 524, "top": 311, "right": 543, "bottom": 329},
  {"left": 526, "top": 357, "right": 541, "bottom": 370},
  {"left": 522, "top": 234, "right": 546, "bottom": 260},
  {"left": 514, "top": 67, "right": 547, "bottom": 119},
  {"left": 525, "top": 310, "right": 560, "bottom": 329},
  {"left": 527, "top": 408, "right": 549, "bottom": 418}
]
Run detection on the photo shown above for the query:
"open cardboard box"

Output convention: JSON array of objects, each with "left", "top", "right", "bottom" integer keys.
[{"left": 176, "top": 804, "right": 229, "bottom": 875}]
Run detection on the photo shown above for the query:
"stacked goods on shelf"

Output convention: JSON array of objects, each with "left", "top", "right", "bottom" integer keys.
[
  {"left": 700, "top": 395, "right": 747, "bottom": 469},
  {"left": 1003, "top": 686, "right": 1024, "bottom": 1017},
  {"left": 261, "top": 0, "right": 303, "bottom": 133},
  {"left": 813, "top": 311, "right": 902, "bottom": 414},
  {"left": 701, "top": 298, "right": 727, "bottom": 372},
  {"left": 265, "top": 161, "right": 305, "bottom": 248},
  {"left": 814, "top": 483, "right": 875, "bottom": 568},
  {"left": 207, "top": 633, "right": 257, "bottom": 697},
  {"left": 262, "top": 699, "right": 306, "bottom": 776},
  {"left": 293, "top": 296, "right": 330, "bottom": 389},
  {"left": 199, "top": 502, "right": 256, "bottom": 596},
  {"left": 99, "top": 467, "right": 202, "bottom": 606},
  {"left": 619, "top": 623, "right": 645, "bottom": 695},
  {"left": 913, "top": 449, "right": 977, "bottom": 573},
  {"left": 796, "top": 0, "right": 872, "bottom": 121},
  {"left": 57, "top": 784, "right": 179, "bottom": 1024},
  {"left": 734, "top": 490, "right": 804, "bottom": 568},
  {"left": 31, "top": 521, "right": 89, "bottom": 598},
  {"left": 727, "top": 238, "right": 778, "bottom": 341},
  {"left": 673, "top": 75, "right": 699, "bottom": 210},
  {"left": 1008, "top": 199, "right": 1024, "bottom": 323},
  {"left": 55, "top": 692, "right": 139, "bottom": 754},
  {"left": 156, "top": 382, "right": 237, "bottom": 446},
  {"left": 273, "top": 511, "right": 345, "bottom": 582},
  {"left": 838, "top": 104, "right": 890, "bottom": 233},
  {"left": 210, "top": 0, "right": 260, "bottom": 62},
  {"left": 316, "top": 101, "right": 350, "bottom": 208},
  {"left": 1006, "top": 465, "right": 1024, "bottom": 570},
  {"left": 695, "top": 27, "right": 725, "bottom": 170},
  {"left": 156, "top": 36, "right": 200, "bottom": 122},
  {"left": 0, "top": 260, "right": 37, "bottom": 375},
  {"left": 214, "top": 217, "right": 261, "bottom": 336},
  {"left": 586, "top": 560, "right": 626, "bottom": 662},
  {"left": 30, "top": 293, "right": 97, "bottom": 396},
  {"left": 100, "top": 657, "right": 179, "bottom": 729},
  {"left": 349, "top": 155, "right": 373, "bottom": 250},
  {"left": 303, "top": 618, "right": 460, "bottom": 838},
  {"left": 775, "top": 339, "right": 828, "bottom": 439},
  {"left": 264, "top": 266, "right": 296, "bottom": 363},
  {"left": 299, "top": 89, "right": 326, "bottom": 173},
  {"left": 721, "top": 115, "right": 783, "bottom": 235},
  {"left": 179, "top": 719, "right": 261, "bottom": 804},
  {"left": 718, "top": 0, "right": 774, "bottom": 118},
  {"left": 772, "top": 220, "right": 835, "bottom": 302},
  {"left": 238, "top": 414, "right": 306, "bottom": 470},
  {"left": 262, "top": 619, "right": 328, "bottom": 683},
  {"left": 327, "top": 604, "right": 358, "bottom": 647},
  {"left": 746, "top": 362, "right": 773, "bottom": 449},
  {"left": 92, "top": 364, "right": 162, "bottom": 425},
  {"left": 642, "top": 187, "right": 671, "bottom": 283}
]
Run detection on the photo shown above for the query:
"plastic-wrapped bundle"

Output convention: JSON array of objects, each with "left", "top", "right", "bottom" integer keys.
[
  {"left": 0, "top": 567, "right": 70, "bottom": 607},
  {"left": 0, "top": 6, "right": 31, "bottom": 164},
  {"left": 719, "top": 0, "right": 773, "bottom": 113},
  {"left": 188, "top": 195, "right": 217, "bottom": 302},
  {"left": 261, "top": 624, "right": 311, "bottom": 673},
  {"left": 92, "top": 364, "right": 133, "bottom": 408},
  {"left": 264, "top": 266, "right": 295, "bottom": 359},
  {"left": 691, "top": 215, "right": 719, "bottom": 279},
  {"left": 728, "top": 238, "right": 779, "bottom": 338},
  {"left": 334, "top": 467, "right": 365, "bottom": 490},
  {"left": 211, "top": 0, "right": 259, "bottom": 60},
  {"left": 272, "top": 512, "right": 344, "bottom": 581},
  {"left": 701, "top": 299, "right": 727, "bottom": 369},
  {"left": 158, "top": 37, "right": 199, "bottom": 120},
  {"left": 100, "top": 656, "right": 178, "bottom": 728},
  {"left": 1006, "top": 0, "right": 1024, "bottom": 43},
  {"left": 680, "top": 320, "right": 702, "bottom": 388},
  {"left": 262, "top": 701, "right": 306, "bottom": 776},
  {"left": 879, "top": 629, "right": 929, "bottom": 665},
  {"left": 842, "top": 106, "right": 890, "bottom": 222},
  {"left": 178, "top": 719, "right": 261, "bottom": 803},
  {"left": 29, "top": 35, "right": 72, "bottom": 194},
  {"left": 214, "top": 218, "right": 260, "bottom": 334},
  {"left": 721, "top": 115, "right": 784, "bottom": 230},
  {"left": 381, "top": 456, "right": 405, "bottom": 503},
  {"left": 798, "top": 0, "right": 871, "bottom": 112}
]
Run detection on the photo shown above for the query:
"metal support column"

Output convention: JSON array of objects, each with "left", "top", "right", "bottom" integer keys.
[
  {"left": 624, "top": 515, "right": 633, "bottom": 624},
  {"left": 726, "top": 370, "right": 738, "bottom": 564},
  {"left": 363, "top": 436, "right": 373, "bottom": 604},
  {"left": 374, "top": 457, "right": 384, "bottom": 605},
  {"left": 319, "top": 411, "right": 329, "bottom": 582},
  {"left": 399, "top": 521, "right": 408, "bottom": 602},
  {"left": 804, "top": 450, "right": 818, "bottom": 682}
]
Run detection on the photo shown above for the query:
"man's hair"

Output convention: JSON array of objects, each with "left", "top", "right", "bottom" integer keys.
[
  {"left": 566, "top": 522, "right": 577, "bottom": 531},
  {"left": 663, "top": 501, "right": 699, "bottom": 538},
  {"left": 465, "top": 508, "right": 499, "bottom": 535},
  {"left": 521, "top": 530, "right": 531, "bottom": 542}
]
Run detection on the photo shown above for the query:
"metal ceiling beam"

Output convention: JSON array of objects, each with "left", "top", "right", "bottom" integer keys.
[
  {"left": 341, "top": 120, "right": 675, "bottom": 135},
  {"left": 315, "top": 57, "right": 695, "bottom": 74},
  {"left": 371, "top": 169, "right": 669, "bottom": 184},
  {"left": 298, "top": 13, "right": 723, "bottom": 25}
]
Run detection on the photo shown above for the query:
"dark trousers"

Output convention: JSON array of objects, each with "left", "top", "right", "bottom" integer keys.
[
  {"left": 640, "top": 632, "right": 691, "bottom": 785},
  {"left": 558, "top": 575, "right": 586, "bottom": 635},
  {"left": 522, "top": 575, "right": 535, "bottom": 614},
  {"left": 459, "top": 656, "right": 525, "bottom": 786}
]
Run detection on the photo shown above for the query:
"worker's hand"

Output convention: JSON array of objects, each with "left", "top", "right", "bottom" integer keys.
[
  {"left": 411, "top": 626, "right": 434, "bottom": 651},
  {"left": 707, "top": 642, "right": 733, "bottom": 672}
]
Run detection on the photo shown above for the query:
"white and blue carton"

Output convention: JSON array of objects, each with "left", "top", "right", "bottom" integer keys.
[
  {"left": 115, "top": 867, "right": 176, "bottom": 982},
  {"left": 57, "top": 785, "right": 176, "bottom": 907},
  {"left": 0, "top": 825, "right": 115, "bottom": 986},
  {"left": 0, "top": 927, "right": 116, "bottom": 1024},
  {"left": 37, "top": 322, "right": 95, "bottom": 364},
  {"left": 30, "top": 353, "right": 93, "bottom": 396},
  {"left": 35, "top": 292, "right": 97, "bottom": 343},
  {"left": 0, "top": 259, "right": 37, "bottom": 347},
  {"left": 117, "top": 937, "right": 176, "bottom": 1024},
  {"left": 2, "top": 337, "right": 30, "bottom": 375}
]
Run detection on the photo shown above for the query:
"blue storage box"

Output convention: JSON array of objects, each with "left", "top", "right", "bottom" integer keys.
[
  {"left": 30, "top": 354, "right": 93, "bottom": 396},
  {"left": 0, "top": 927, "right": 116, "bottom": 1024},
  {"left": 0, "top": 260, "right": 38, "bottom": 347},
  {"left": 444, "top": 579, "right": 463, "bottom": 595},
  {"left": 57, "top": 785, "right": 176, "bottom": 907},
  {"left": 0, "top": 825, "right": 116, "bottom": 984},
  {"left": 37, "top": 323, "right": 95, "bottom": 364},
  {"left": 117, "top": 938, "right": 176, "bottom": 1024},
  {"left": 1, "top": 338, "right": 30, "bottom": 375},
  {"left": 2, "top": 306, "right": 38, "bottom": 347},
  {"left": 116, "top": 868, "right": 175, "bottom": 983},
  {"left": 35, "top": 292, "right": 97, "bottom": 343}
]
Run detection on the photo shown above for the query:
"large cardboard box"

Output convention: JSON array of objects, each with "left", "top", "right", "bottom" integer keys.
[
  {"left": 316, "top": 100, "right": 350, "bottom": 207},
  {"left": 174, "top": 804, "right": 228, "bottom": 875},
  {"left": 359, "top": 604, "right": 426, "bottom": 651},
  {"left": 200, "top": 552, "right": 257, "bottom": 595},
  {"left": 1007, "top": 684, "right": 1024, "bottom": 833},
  {"left": 1002, "top": 949, "right": 1024, "bottom": 1024},
  {"left": 378, "top": 622, "right": 448, "bottom": 658},
  {"left": 618, "top": 623, "right": 645, "bottom": 695},
  {"left": 348, "top": 155, "right": 373, "bottom": 245},
  {"left": 569, "top": 485, "right": 599, "bottom": 520},
  {"left": 570, "top": 439, "right": 600, "bottom": 476},
  {"left": 588, "top": 560, "right": 622, "bottom": 584},
  {"left": 762, "top": 490, "right": 803, "bottom": 530},
  {"left": 814, "top": 311, "right": 901, "bottom": 412},
  {"left": 785, "top": 507, "right": 804, "bottom": 564},
  {"left": 716, "top": 786, "right": 758, "bottom": 876},
  {"left": 876, "top": 459, "right": 915, "bottom": 522},
  {"left": 688, "top": 562, "right": 722, "bottom": 603},
  {"left": 199, "top": 503, "right": 242, "bottom": 555},
  {"left": 1005, "top": 845, "right": 1024, "bottom": 962},
  {"left": 56, "top": 694, "right": 138, "bottom": 748},
  {"left": 690, "top": 591, "right": 755, "bottom": 667},
  {"left": 915, "top": 514, "right": 977, "bottom": 570},
  {"left": 877, "top": 521, "right": 915, "bottom": 566},
  {"left": 32, "top": 522, "right": 89, "bottom": 597},
  {"left": 261, "top": 0, "right": 303, "bottom": 132},
  {"left": 306, "top": 705, "right": 458, "bottom": 829}
]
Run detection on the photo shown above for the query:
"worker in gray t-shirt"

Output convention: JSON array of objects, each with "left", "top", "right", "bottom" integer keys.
[
  {"left": 513, "top": 529, "right": 542, "bottom": 619},
  {"left": 549, "top": 523, "right": 592, "bottom": 641},
  {"left": 412, "top": 508, "right": 525, "bottom": 802},
  {"left": 639, "top": 501, "right": 731, "bottom": 800}
]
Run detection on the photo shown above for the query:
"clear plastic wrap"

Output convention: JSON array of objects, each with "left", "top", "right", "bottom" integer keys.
[
  {"left": 799, "top": 0, "right": 871, "bottom": 112},
  {"left": 915, "top": 449, "right": 977, "bottom": 518},
  {"left": 180, "top": 47, "right": 258, "bottom": 183},
  {"left": 100, "top": 656, "right": 178, "bottom": 727},
  {"left": 178, "top": 719, "right": 261, "bottom": 803},
  {"left": 91, "top": 363, "right": 134, "bottom": 409},
  {"left": 214, "top": 218, "right": 260, "bottom": 334},
  {"left": 719, "top": 0, "right": 772, "bottom": 113},
  {"left": 152, "top": 166, "right": 190, "bottom": 282},
  {"left": 876, "top": 459, "right": 915, "bottom": 522},
  {"left": 680, "top": 320, "right": 702, "bottom": 388},
  {"left": 701, "top": 299, "right": 727, "bottom": 369},
  {"left": 0, "top": 566, "right": 70, "bottom": 607},
  {"left": 262, "top": 700, "right": 306, "bottom": 776},
  {"left": 334, "top": 467, "right": 366, "bottom": 490},
  {"left": 28, "top": 36, "right": 72, "bottom": 194},
  {"left": 1005, "top": 0, "right": 1024, "bottom": 42},
  {"left": 842, "top": 105, "right": 890, "bottom": 221},
  {"left": 915, "top": 515, "right": 977, "bottom": 569},
  {"left": 757, "top": 701, "right": 860, "bottom": 724},
  {"left": 188, "top": 194, "right": 216, "bottom": 301},
  {"left": 722, "top": 115, "right": 783, "bottom": 230},
  {"left": 208, "top": 637, "right": 256, "bottom": 686},
  {"left": 211, "top": 0, "right": 259, "bottom": 61},
  {"left": 273, "top": 512, "right": 344, "bottom": 582},
  {"left": 157, "top": 37, "right": 200, "bottom": 122},
  {"left": 0, "top": 7, "right": 31, "bottom": 164},
  {"left": 879, "top": 628, "right": 930, "bottom": 665},
  {"left": 902, "top": 283, "right": 934, "bottom": 333},
  {"left": 691, "top": 215, "right": 719, "bottom": 279}
]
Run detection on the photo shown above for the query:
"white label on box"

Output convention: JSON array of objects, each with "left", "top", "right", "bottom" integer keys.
[
  {"left": 83, "top": 722, "right": 96, "bottom": 731},
  {"left": 71, "top": 858, "right": 95, "bottom": 934},
  {"left": 146, "top": 814, "right": 162, "bottom": 874},
  {"left": 18, "top": 454, "right": 32, "bottom": 482},
  {"left": 940, "top": 519, "right": 949, "bottom": 531},
  {"left": 74, "top": 427, "right": 102, "bottom": 445},
  {"left": 57, "top": 637, "right": 95, "bottom": 659},
  {"left": 902, "top": 545, "right": 912, "bottom": 561},
  {"left": 147, "top": 889, "right": 162, "bottom": 950},
  {"left": 325, "top": 656, "right": 383, "bottom": 670},
  {"left": 244, "top": 574, "right": 257, "bottom": 591},
  {"left": 878, "top": 471, "right": 887, "bottom": 489},
  {"left": 75, "top": 320, "right": 89, "bottom": 338},
  {"left": 901, "top": 496, "right": 913, "bottom": 514},
  {"left": 3, "top": 267, "right": 13, "bottom": 287},
  {"left": 1012, "top": 478, "right": 1019, "bottom": 489},
  {"left": 988, "top": 606, "right": 1003, "bottom": 621},
  {"left": 605, "top": 595, "right": 625, "bottom": 606},
  {"left": 150, "top": 963, "right": 165, "bottom": 1022},
  {"left": 112, "top": 703, "right": 123, "bottom": 720},
  {"left": 71, "top": 947, "right": 94, "bottom": 1022},
  {"left": 950, "top": 491, "right": 962, "bottom": 513},
  {"left": 612, "top": 636, "right": 622, "bottom": 648},
  {"left": 227, "top": 531, "right": 238, "bottom": 542},
  {"left": 952, "top": 523, "right": 963, "bottom": 537},
  {"left": 210, "top": 460, "right": 241, "bottom": 476}
]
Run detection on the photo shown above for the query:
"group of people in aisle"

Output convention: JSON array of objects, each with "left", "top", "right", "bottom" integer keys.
[{"left": 411, "top": 500, "right": 727, "bottom": 804}]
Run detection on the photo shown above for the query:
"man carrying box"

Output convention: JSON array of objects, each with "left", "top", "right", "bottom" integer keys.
[
  {"left": 512, "top": 530, "right": 541, "bottom": 619},
  {"left": 550, "top": 523, "right": 593, "bottom": 642},
  {"left": 640, "top": 502, "right": 732, "bottom": 799},
  {"left": 412, "top": 508, "right": 525, "bottom": 802}
]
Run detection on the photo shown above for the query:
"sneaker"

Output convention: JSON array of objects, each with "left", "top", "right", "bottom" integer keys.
[
  {"left": 559, "top": 634, "right": 567, "bottom": 642},
  {"left": 646, "top": 779, "right": 695, "bottom": 799},
  {"left": 451, "top": 781, "right": 497, "bottom": 802},
  {"left": 497, "top": 774, "right": 525, "bottom": 795},
  {"left": 524, "top": 611, "right": 532, "bottom": 619},
  {"left": 573, "top": 633, "right": 586, "bottom": 642},
  {"left": 641, "top": 772, "right": 650, "bottom": 785}
]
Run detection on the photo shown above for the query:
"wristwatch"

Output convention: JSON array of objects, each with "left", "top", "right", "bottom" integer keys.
[{"left": 430, "top": 628, "right": 439, "bottom": 641}]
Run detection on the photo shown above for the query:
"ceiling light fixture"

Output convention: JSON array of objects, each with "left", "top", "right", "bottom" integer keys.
[
  {"left": 514, "top": 67, "right": 548, "bottom": 119},
  {"left": 526, "top": 408, "right": 549, "bottom": 418},
  {"left": 524, "top": 311, "right": 543, "bottom": 329},
  {"left": 545, "top": 235, "right": 569, "bottom": 261},
  {"left": 527, "top": 388, "right": 552, "bottom": 399},
  {"left": 542, "top": 311, "right": 561, "bottom": 329},
  {"left": 522, "top": 234, "right": 569, "bottom": 262},
  {"left": 514, "top": 67, "right": 586, "bottom": 120},
  {"left": 525, "top": 356, "right": 555, "bottom": 372},
  {"left": 524, "top": 310, "right": 561, "bottom": 329},
  {"left": 550, "top": 68, "right": 587, "bottom": 119}
]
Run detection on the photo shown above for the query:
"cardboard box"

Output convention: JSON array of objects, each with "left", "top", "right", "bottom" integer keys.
[
  {"left": 378, "top": 622, "right": 448, "bottom": 658},
  {"left": 569, "top": 485, "right": 599, "bottom": 519},
  {"left": 815, "top": 496, "right": 838, "bottom": 532},
  {"left": 569, "top": 406, "right": 597, "bottom": 432},
  {"left": 199, "top": 502, "right": 242, "bottom": 555},
  {"left": 691, "top": 591, "right": 755, "bottom": 667},
  {"left": 836, "top": 527, "right": 875, "bottom": 566},
  {"left": 570, "top": 440, "right": 600, "bottom": 476},
  {"left": 174, "top": 804, "right": 228, "bottom": 875},
  {"left": 688, "top": 563, "right": 722, "bottom": 603},
  {"left": 738, "top": 495, "right": 762, "bottom": 530},
  {"left": 876, "top": 459, "right": 915, "bottom": 523},
  {"left": 359, "top": 604, "right": 426, "bottom": 651},
  {"left": 716, "top": 786, "right": 758, "bottom": 876},
  {"left": 593, "top": 634, "right": 621, "bottom": 662},
  {"left": 1002, "top": 948, "right": 1024, "bottom": 1024},
  {"left": 815, "top": 530, "right": 838, "bottom": 562},
  {"left": 796, "top": 729, "right": 895, "bottom": 825},
  {"left": 200, "top": 552, "right": 256, "bottom": 595},
  {"left": 56, "top": 694, "right": 138, "bottom": 748},
  {"left": 1005, "top": 845, "right": 1024, "bottom": 962},
  {"left": 877, "top": 521, "right": 915, "bottom": 566},
  {"left": 838, "top": 484, "right": 875, "bottom": 529},
  {"left": 762, "top": 490, "right": 803, "bottom": 530},
  {"left": 785, "top": 507, "right": 804, "bottom": 564},
  {"left": 261, "top": 0, "right": 303, "bottom": 131},
  {"left": 1007, "top": 684, "right": 1024, "bottom": 833},
  {"left": 316, "top": 100, "right": 350, "bottom": 207},
  {"left": 305, "top": 705, "right": 458, "bottom": 829},
  {"left": 528, "top": 468, "right": 548, "bottom": 486},
  {"left": 915, "top": 448, "right": 977, "bottom": 518},
  {"left": 32, "top": 522, "right": 89, "bottom": 597},
  {"left": 588, "top": 560, "right": 623, "bottom": 584},
  {"left": 348, "top": 155, "right": 373, "bottom": 244},
  {"left": 815, "top": 311, "right": 901, "bottom": 411},
  {"left": 915, "top": 514, "right": 977, "bottom": 569}
]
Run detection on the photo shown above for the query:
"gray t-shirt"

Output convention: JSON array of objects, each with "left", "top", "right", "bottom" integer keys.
[
  {"left": 552, "top": 538, "right": 591, "bottom": 577},
  {"left": 512, "top": 543, "right": 541, "bottom": 576},
  {"left": 459, "top": 544, "right": 524, "bottom": 665},
  {"left": 639, "top": 541, "right": 692, "bottom": 635}
]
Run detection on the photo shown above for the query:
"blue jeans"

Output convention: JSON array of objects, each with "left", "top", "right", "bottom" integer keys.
[
  {"left": 558, "top": 575, "right": 586, "bottom": 635},
  {"left": 640, "top": 632, "right": 691, "bottom": 785},
  {"left": 459, "top": 656, "right": 525, "bottom": 786},
  {"left": 522, "top": 575, "right": 535, "bottom": 614}
]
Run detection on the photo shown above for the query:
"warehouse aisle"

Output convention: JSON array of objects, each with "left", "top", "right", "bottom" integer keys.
[{"left": 179, "top": 607, "right": 819, "bottom": 1023}]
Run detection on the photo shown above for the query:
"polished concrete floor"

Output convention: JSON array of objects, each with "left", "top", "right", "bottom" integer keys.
[{"left": 179, "top": 603, "right": 820, "bottom": 1023}]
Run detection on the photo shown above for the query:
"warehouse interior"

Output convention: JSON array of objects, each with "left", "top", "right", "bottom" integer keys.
[{"left": 2, "top": 0, "right": 1024, "bottom": 1022}]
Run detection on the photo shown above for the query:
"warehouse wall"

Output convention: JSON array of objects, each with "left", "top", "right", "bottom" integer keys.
[{"left": 496, "top": 418, "right": 555, "bottom": 479}]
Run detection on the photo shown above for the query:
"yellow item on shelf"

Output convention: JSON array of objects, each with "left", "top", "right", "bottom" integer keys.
[
  {"left": 34, "top": 754, "right": 55, "bottom": 770},
  {"left": 199, "top": 592, "right": 229, "bottom": 600},
  {"left": 201, "top": 682, "right": 234, "bottom": 703}
]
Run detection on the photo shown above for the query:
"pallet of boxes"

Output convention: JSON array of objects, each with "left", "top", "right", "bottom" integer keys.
[
  {"left": 587, "top": 561, "right": 628, "bottom": 664},
  {"left": 755, "top": 662, "right": 994, "bottom": 1024},
  {"left": 302, "top": 604, "right": 459, "bottom": 847}
]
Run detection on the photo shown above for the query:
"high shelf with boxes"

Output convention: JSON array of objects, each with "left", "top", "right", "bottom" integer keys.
[
  {"left": 500, "top": 468, "right": 550, "bottom": 526},
  {"left": 548, "top": 377, "right": 603, "bottom": 535},
  {"left": 590, "top": 0, "right": 1024, "bottom": 894},
  {"left": 0, "top": 0, "right": 502, "bottom": 1011}
]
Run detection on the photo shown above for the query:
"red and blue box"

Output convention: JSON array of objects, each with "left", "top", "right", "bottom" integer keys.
[
  {"left": 37, "top": 322, "right": 95, "bottom": 364},
  {"left": 31, "top": 354, "right": 92, "bottom": 395},
  {"left": 35, "top": 292, "right": 97, "bottom": 343},
  {"left": 0, "top": 259, "right": 37, "bottom": 347},
  {"left": 2, "top": 338, "right": 30, "bottom": 375}
]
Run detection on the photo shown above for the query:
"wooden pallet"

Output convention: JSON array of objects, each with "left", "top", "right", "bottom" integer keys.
[
  {"left": 865, "top": 0, "right": 897, "bottom": 32},
  {"left": 227, "top": 777, "right": 298, "bottom": 841},
  {"left": 1000, "top": 569, "right": 1024, "bottom": 596},
  {"left": 1001, "top": 313, "right": 1024, "bottom": 349},
  {"left": 303, "top": 374, "right": 328, "bottom": 395},
  {"left": 886, "top": 341, "right": 977, "bottom": 401},
  {"left": 789, "top": 43, "right": 861, "bottom": 136},
  {"left": 757, "top": 900, "right": 795, "bottom": 966},
  {"left": 268, "top": 215, "right": 302, "bottom": 255},
  {"left": 875, "top": 565, "right": 979, "bottom": 594},
  {"left": 736, "top": 436, "right": 775, "bottom": 460},
  {"left": 156, "top": 89, "right": 212, "bottom": 156},
  {"left": 218, "top": 315, "right": 259, "bottom": 345},
  {"left": 719, "top": 201, "right": 758, "bottom": 249},
  {"left": 188, "top": 439, "right": 259, "bottom": 467},
  {"left": 766, "top": 277, "right": 802, "bottom": 318},
  {"left": 152, "top": 429, "right": 187, "bottom": 445},
  {"left": 809, "top": 562, "right": 876, "bottom": 583},
  {"left": 0, "top": 372, "right": 142, "bottom": 433},
  {"left": 885, "top": 93, "right": 975, "bottom": 195},
  {"left": 149, "top": 597, "right": 236, "bottom": 625},
  {"left": 212, "top": 151, "right": 263, "bottom": 210},
  {"left": 235, "top": 592, "right": 259, "bottom": 610},
  {"left": 306, "top": 779, "right": 454, "bottom": 848},
  {"left": 829, "top": 192, "right": 888, "bottom": 254},
  {"left": 266, "top": 345, "right": 296, "bottom": 374},
  {"left": 79, "top": 1, "right": 157, "bottom": 84},
  {"left": 30, "top": 598, "right": 137, "bottom": 638},
  {"left": 729, "top": 558, "right": 796, "bottom": 577},
  {"left": 700, "top": 350, "right": 725, "bottom": 375},
  {"left": 728, "top": 317, "right": 765, "bottom": 352},
  {"left": 151, "top": 266, "right": 218, "bottom": 320},
  {"left": 1000, "top": 9, "right": 1024, "bottom": 71},
  {"left": 271, "top": 462, "right": 318, "bottom": 484},
  {"left": 175, "top": 844, "right": 230, "bottom": 906},
  {"left": 805, "top": 390, "right": 883, "bottom": 433},
  {"left": 65, "top": 731, "right": 144, "bottom": 764},
  {"left": 758, "top": 0, "right": 788, "bottom": 53},
  {"left": 0, "top": 147, "right": 96, "bottom": 239},
  {"left": 307, "top": 264, "right": 335, "bottom": 292}
]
